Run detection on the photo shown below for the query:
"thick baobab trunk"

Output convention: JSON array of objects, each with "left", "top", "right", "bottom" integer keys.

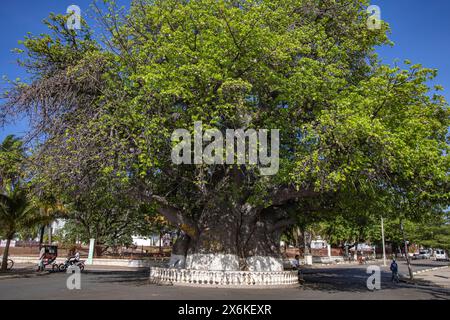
[
  {"left": 176, "top": 205, "right": 291, "bottom": 271},
  {"left": 186, "top": 227, "right": 285, "bottom": 271},
  {"left": 1, "top": 237, "right": 12, "bottom": 272},
  {"left": 154, "top": 187, "right": 316, "bottom": 272},
  {"left": 168, "top": 233, "right": 191, "bottom": 268}
]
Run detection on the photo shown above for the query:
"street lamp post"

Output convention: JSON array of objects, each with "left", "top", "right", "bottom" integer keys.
[{"left": 381, "top": 217, "right": 387, "bottom": 266}]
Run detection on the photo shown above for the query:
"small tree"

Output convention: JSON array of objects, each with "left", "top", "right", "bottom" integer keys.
[
  {"left": 0, "top": 185, "right": 38, "bottom": 271},
  {"left": 57, "top": 174, "right": 149, "bottom": 255}
]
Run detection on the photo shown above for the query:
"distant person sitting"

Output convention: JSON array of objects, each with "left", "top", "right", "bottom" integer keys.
[
  {"left": 68, "top": 251, "right": 80, "bottom": 265},
  {"left": 292, "top": 255, "right": 304, "bottom": 284},
  {"left": 292, "top": 255, "right": 300, "bottom": 269}
]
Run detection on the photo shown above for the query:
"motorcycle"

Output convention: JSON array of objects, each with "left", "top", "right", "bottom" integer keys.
[{"left": 58, "top": 257, "right": 85, "bottom": 272}]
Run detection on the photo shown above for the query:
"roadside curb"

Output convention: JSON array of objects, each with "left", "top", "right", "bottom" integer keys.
[
  {"left": 412, "top": 265, "right": 448, "bottom": 276},
  {"left": 312, "top": 259, "right": 385, "bottom": 267},
  {"left": 0, "top": 271, "right": 50, "bottom": 281}
]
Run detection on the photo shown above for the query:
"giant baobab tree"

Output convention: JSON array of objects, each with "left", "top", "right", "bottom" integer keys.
[{"left": 2, "top": 0, "right": 448, "bottom": 271}]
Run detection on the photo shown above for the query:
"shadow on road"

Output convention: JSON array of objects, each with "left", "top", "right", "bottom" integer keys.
[
  {"left": 301, "top": 267, "right": 450, "bottom": 298},
  {"left": 65, "top": 265, "right": 450, "bottom": 300},
  {"left": 83, "top": 269, "right": 150, "bottom": 286}
]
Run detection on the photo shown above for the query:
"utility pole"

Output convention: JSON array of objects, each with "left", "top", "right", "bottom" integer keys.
[
  {"left": 400, "top": 221, "right": 414, "bottom": 280},
  {"left": 381, "top": 217, "right": 387, "bottom": 266},
  {"left": 48, "top": 223, "right": 52, "bottom": 244}
]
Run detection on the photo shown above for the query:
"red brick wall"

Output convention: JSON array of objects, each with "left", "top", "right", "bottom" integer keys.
[{"left": 285, "top": 247, "right": 344, "bottom": 258}]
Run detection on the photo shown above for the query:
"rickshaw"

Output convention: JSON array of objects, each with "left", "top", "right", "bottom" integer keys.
[{"left": 37, "top": 245, "right": 59, "bottom": 271}]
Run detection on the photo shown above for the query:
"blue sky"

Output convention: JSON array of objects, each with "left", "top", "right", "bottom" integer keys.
[{"left": 1, "top": 0, "right": 449, "bottom": 141}]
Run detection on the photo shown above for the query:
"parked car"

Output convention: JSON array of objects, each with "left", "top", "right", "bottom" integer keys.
[
  {"left": 413, "top": 250, "right": 431, "bottom": 260},
  {"left": 434, "top": 249, "right": 449, "bottom": 261}
]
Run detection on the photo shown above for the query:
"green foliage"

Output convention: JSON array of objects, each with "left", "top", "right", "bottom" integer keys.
[
  {"left": 56, "top": 174, "right": 155, "bottom": 248},
  {"left": 0, "top": 135, "right": 25, "bottom": 190}
]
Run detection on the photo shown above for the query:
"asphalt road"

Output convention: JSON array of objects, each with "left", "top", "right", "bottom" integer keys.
[{"left": 0, "top": 261, "right": 448, "bottom": 300}]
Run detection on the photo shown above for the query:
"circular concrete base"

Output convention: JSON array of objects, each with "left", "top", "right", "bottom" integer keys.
[{"left": 149, "top": 267, "right": 299, "bottom": 288}]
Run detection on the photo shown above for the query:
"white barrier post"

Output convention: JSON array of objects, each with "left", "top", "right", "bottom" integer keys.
[{"left": 86, "top": 238, "right": 95, "bottom": 265}]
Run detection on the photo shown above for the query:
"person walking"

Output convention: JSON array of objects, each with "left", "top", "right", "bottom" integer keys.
[
  {"left": 390, "top": 258, "right": 399, "bottom": 283},
  {"left": 37, "top": 246, "right": 46, "bottom": 272}
]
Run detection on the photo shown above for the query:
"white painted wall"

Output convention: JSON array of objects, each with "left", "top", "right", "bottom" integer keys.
[
  {"left": 0, "top": 240, "right": 16, "bottom": 247},
  {"left": 186, "top": 254, "right": 284, "bottom": 272}
]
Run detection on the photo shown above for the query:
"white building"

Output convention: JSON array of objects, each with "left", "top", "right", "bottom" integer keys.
[{"left": 311, "top": 237, "right": 328, "bottom": 249}]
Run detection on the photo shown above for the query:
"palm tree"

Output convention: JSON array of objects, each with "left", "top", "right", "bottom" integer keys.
[
  {"left": 1, "top": 135, "right": 67, "bottom": 264},
  {"left": 35, "top": 193, "right": 68, "bottom": 246},
  {"left": 0, "top": 135, "right": 25, "bottom": 191},
  {"left": 0, "top": 185, "right": 38, "bottom": 271}
]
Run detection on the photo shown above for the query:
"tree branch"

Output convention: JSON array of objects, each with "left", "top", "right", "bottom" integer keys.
[
  {"left": 268, "top": 217, "right": 297, "bottom": 233},
  {"left": 270, "top": 187, "right": 319, "bottom": 206},
  {"left": 151, "top": 195, "right": 199, "bottom": 239}
]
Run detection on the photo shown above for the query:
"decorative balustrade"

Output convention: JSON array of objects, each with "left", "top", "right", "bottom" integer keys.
[{"left": 149, "top": 267, "right": 299, "bottom": 288}]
